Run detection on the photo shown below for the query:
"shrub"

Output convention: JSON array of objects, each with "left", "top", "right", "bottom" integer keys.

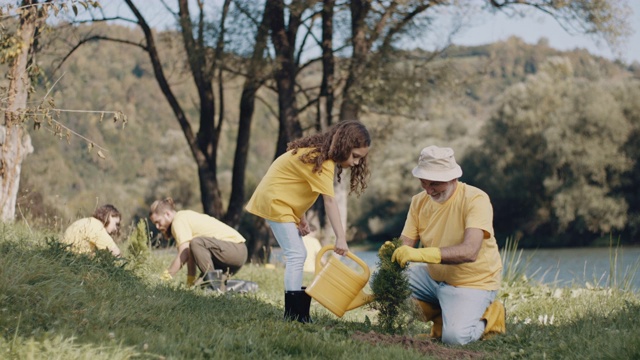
[
  {"left": 125, "top": 218, "right": 151, "bottom": 267},
  {"left": 370, "top": 238, "right": 412, "bottom": 334}
]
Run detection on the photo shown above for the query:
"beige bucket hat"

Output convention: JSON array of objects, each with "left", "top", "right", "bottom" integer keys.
[{"left": 412, "top": 145, "right": 462, "bottom": 181}]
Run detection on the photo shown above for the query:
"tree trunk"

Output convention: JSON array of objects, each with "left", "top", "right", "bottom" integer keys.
[
  {"left": 1, "top": 2, "right": 38, "bottom": 221},
  {"left": 339, "top": 0, "right": 371, "bottom": 122},
  {"left": 318, "top": 0, "right": 335, "bottom": 130},
  {"left": 177, "top": 0, "right": 223, "bottom": 216},
  {"left": 225, "top": 1, "right": 272, "bottom": 261},
  {"left": 317, "top": 0, "right": 336, "bottom": 131},
  {"left": 197, "top": 164, "right": 223, "bottom": 218},
  {"left": 246, "top": 215, "right": 273, "bottom": 264},
  {"left": 269, "top": 0, "right": 303, "bottom": 158},
  {"left": 125, "top": 0, "right": 226, "bottom": 218}
]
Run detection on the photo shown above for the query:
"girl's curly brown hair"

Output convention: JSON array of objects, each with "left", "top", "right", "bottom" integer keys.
[{"left": 287, "top": 120, "right": 371, "bottom": 196}]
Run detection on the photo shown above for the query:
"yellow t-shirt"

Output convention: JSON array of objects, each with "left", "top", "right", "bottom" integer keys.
[
  {"left": 245, "top": 148, "right": 335, "bottom": 224},
  {"left": 61, "top": 217, "right": 118, "bottom": 254},
  {"left": 401, "top": 182, "right": 502, "bottom": 290},
  {"left": 170, "top": 210, "right": 246, "bottom": 248}
]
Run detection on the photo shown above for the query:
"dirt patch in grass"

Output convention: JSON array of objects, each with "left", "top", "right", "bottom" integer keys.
[{"left": 351, "top": 331, "right": 486, "bottom": 359}]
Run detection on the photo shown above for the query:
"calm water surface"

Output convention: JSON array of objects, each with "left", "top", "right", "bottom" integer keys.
[
  {"left": 272, "top": 246, "right": 640, "bottom": 291},
  {"left": 355, "top": 247, "right": 640, "bottom": 291}
]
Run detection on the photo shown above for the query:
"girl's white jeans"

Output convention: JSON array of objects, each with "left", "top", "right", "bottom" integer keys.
[{"left": 267, "top": 220, "right": 306, "bottom": 291}]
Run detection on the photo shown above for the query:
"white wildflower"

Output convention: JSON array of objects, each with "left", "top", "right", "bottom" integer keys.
[{"left": 537, "top": 314, "right": 555, "bottom": 325}]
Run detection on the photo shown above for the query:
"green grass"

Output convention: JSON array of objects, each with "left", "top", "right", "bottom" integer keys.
[{"left": 1, "top": 222, "right": 639, "bottom": 359}]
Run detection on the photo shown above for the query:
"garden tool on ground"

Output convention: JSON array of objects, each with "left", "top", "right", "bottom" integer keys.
[
  {"left": 198, "top": 269, "right": 259, "bottom": 294},
  {"left": 201, "top": 269, "right": 227, "bottom": 292}
]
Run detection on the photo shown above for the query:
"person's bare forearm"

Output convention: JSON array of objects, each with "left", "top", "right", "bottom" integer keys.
[
  {"left": 323, "top": 195, "right": 348, "bottom": 255},
  {"left": 439, "top": 243, "right": 479, "bottom": 264},
  {"left": 438, "top": 228, "right": 484, "bottom": 264},
  {"left": 400, "top": 235, "right": 417, "bottom": 247},
  {"left": 108, "top": 245, "right": 121, "bottom": 257},
  {"left": 167, "top": 243, "right": 190, "bottom": 275},
  {"left": 167, "top": 255, "right": 182, "bottom": 276}
]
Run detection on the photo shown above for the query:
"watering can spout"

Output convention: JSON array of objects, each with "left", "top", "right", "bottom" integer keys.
[{"left": 346, "top": 290, "right": 374, "bottom": 311}]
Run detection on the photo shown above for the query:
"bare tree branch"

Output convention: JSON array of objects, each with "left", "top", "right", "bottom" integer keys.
[{"left": 53, "top": 34, "right": 146, "bottom": 73}]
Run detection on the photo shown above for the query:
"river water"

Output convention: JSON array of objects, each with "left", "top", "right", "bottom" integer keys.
[{"left": 271, "top": 246, "right": 640, "bottom": 292}]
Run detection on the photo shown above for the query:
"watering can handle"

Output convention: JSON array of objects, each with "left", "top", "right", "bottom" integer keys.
[{"left": 315, "top": 245, "right": 370, "bottom": 279}]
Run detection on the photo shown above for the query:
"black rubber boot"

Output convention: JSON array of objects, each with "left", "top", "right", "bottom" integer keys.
[
  {"left": 296, "top": 288, "right": 312, "bottom": 323},
  {"left": 284, "top": 288, "right": 312, "bottom": 323},
  {"left": 202, "top": 270, "right": 227, "bottom": 293}
]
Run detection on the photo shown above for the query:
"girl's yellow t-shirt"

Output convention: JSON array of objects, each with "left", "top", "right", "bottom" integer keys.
[
  {"left": 61, "top": 217, "right": 118, "bottom": 254},
  {"left": 401, "top": 182, "right": 503, "bottom": 291},
  {"left": 246, "top": 148, "right": 335, "bottom": 224}
]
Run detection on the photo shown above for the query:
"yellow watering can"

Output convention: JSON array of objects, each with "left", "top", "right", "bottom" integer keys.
[{"left": 305, "top": 245, "right": 373, "bottom": 317}]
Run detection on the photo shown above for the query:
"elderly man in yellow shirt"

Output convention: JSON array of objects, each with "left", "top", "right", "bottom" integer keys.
[
  {"left": 61, "top": 204, "right": 122, "bottom": 257},
  {"left": 390, "top": 146, "right": 506, "bottom": 345}
]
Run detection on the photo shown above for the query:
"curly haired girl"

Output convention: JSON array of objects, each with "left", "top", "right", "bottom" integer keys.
[{"left": 246, "top": 120, "right": 371, "bottom": 322}]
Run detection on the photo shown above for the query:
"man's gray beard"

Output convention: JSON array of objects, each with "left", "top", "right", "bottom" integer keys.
[{"left": 430, "top": 185, "right": 454, "bottom": 204}]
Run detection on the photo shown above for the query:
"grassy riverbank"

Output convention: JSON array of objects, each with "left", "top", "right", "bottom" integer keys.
[{"left": 1, "top": 223, "right": 638, "bottom": 359}]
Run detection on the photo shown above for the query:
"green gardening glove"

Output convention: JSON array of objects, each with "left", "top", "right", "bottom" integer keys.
[{"left": 391, "top": 246, "right": 441, "bottom": 267}]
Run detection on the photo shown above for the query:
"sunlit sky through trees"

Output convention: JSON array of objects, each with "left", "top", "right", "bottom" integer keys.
[
  {"left": 449, "top": 1, "right": 640, "bottom": 64},
  {"left": 92, "top": 0, "right": 640, "bottom": 64}
]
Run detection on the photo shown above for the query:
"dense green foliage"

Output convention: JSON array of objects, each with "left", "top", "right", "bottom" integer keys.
[
  {"left": 462, "top": 57, "right": 640, "bottom": 246},
  {"left": 1, "top": 223, "right": 639, "bottom": 359}
]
